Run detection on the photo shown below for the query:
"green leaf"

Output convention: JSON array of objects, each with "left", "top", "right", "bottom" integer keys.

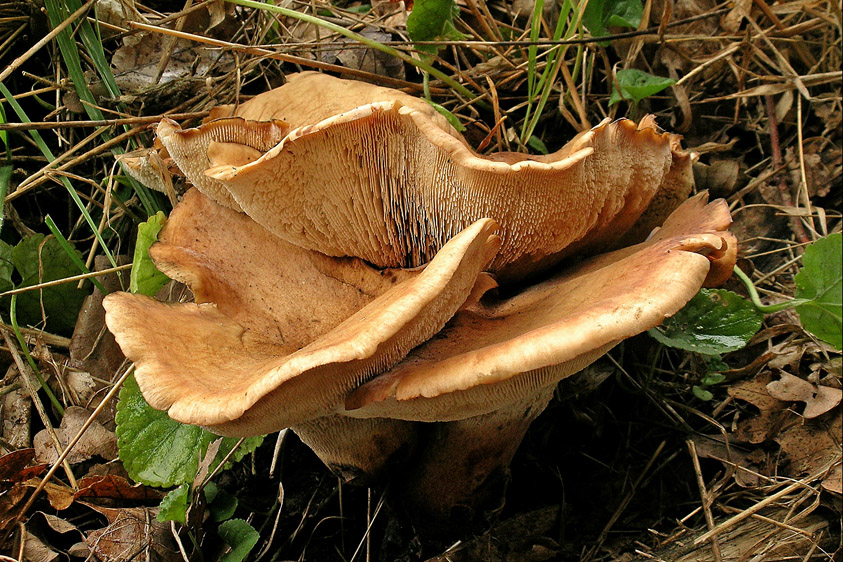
[
  {"left": 425, "top": 100, "right": 466, "bottom": 132},
  {"left": 692, "top": 385, "right": 714, "bottom": 401},
  {"left": 157, "top": 484, "right": 189, "bottom": 524},
  {"left": 527, "top": 135, "right": 550, "bottom": 155},
  {"left": 218, "top": 519, "right": 260, "bottom": 562},
  {"left": 0, "top": 102, "right": 8, "bottom": 148},
  {"left": 205, "top": 482, "right": 239, "bottom": 522},
  {"left": 795, "top": 233, "right": 842, "bottom": 350},
  {"left": 5, "top": 235, "right": 88, "bottom": 334},
  {"left": 701, "top": 372, "right": 726, "bottom": 386},
  {"left": 582, "top": 0, "right": 642, "bottom": 39},
  {"left": 610, "top": 69, "right": 677, "bottom": 106},
  {"left": 115, "top": 375, "right": 264, "bottom": 488},
  {"left": 0, "top": 240, "right": 13, "bottom": 294},
  {"left": 649, "top": 289, "right": 764, "bottom": 354},
  {"left": 130, "top": 212, "right": 170, "bottom": 296},
  {"left": 407, "top": 0, "right": 466, "bottom": 56}
]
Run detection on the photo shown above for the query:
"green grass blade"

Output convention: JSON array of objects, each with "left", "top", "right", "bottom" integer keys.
[{"left": 0, "top": 83, "right": 118, "bottom": 268}]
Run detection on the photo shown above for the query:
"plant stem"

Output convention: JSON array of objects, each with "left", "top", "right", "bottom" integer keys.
[{"left": 732, "top": 265, "right": 809, "bottom": 314}]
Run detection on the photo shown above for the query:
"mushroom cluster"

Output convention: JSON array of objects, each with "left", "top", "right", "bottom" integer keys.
[{"left": 105, "top": 72, "right": 737, "bottom": 530}]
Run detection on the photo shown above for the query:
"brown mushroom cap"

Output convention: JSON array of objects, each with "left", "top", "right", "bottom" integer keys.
[
  {"left": 344, "top": 193, "right": 736, "bottom": 422},
  {"left": 103, "top": 190, "right": 501, "bottom": 436},
  {"left": 205, "top": 102, "right": 685, "bottom": 280},
  {"left": 206, "top": 71, "right": 457, "bottom": 134},
  {"left": 156, "top": 118, "right": 289, "bottom": 211},
  {"left": 156, "top": 74, "right": 692, "bottom": 282}
]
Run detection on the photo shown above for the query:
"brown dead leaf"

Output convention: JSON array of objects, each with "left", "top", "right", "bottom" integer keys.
[
  {"left": 689, "top": 435, "right": 771, "bottom": 487},
  {"left": 728, "top": 371, "right": 794, "bottom": 443},
  {"left": 33, "top": 407, "right": 118, "bottom": 465},
  {"left": 775, "top": 409, "right": 842, "bottom": 493},
  {"left": 75, "top": 474, "right": 164, "bottom": 503},
  {"left": 22, "top": 530, "right": 60, "bottom": 562},
  {"left": 767, "top": 372, "right": 843, "bottom": 419},
  {"left": 0, "top": 483, "right": 28, "bottom": 532},
  {"left": 0, "top": 448, "right": 37, "bottom": 481},
  {"left": 2, "top": 367, "right": 32, "bottom": 449},
  {"left": 84, "top": 504, "right": 179, "bottom": 562},
  {"left": 24, "top": 478, "right": 76, "bottom": 511},
  {"left": 322, "top": 28, "right": 406, "bottom": 81}
]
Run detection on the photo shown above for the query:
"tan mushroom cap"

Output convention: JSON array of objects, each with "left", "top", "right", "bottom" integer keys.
[
  {"left": 344, "top": 193, "right": 737, "bottom": 422},
  {"left": 207, "top": 71, "right": 458, "bottom": 134},
  {"left": 156, "top": 118, "right": 289, "bottom": 211},
  {"left": 103, "top": 191, "right": 501, "bottom": 436},
  {"left": 206, "top": 101, "right": 685, "bottom": 280}
]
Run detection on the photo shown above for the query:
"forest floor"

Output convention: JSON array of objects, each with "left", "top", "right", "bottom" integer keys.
[{"left": 0, "top": 0, "right": 840, "bottom": 561}]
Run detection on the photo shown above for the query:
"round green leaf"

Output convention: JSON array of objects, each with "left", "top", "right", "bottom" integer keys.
[
  {"left": 648, "top": 289, "right": 763, "bottom": 354},
  {"left": 794, "top": 233, "right": 842, "bottom": 350}
]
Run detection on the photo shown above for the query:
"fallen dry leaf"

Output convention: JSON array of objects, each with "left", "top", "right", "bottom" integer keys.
[
  {"left": 84, "top": 504, "right": 179, "bottom": 562},
  {"left": 75, "top": 474, "right": 164, "bottom": 503},
  {"left": 34, "top": 406, "right": 118, "bottom": 465},
  {"left": 728, "top": 371, "right": 795, "bottom": 444},
  {"left": 767, "top": 372, "right": 843, "bottom": 419},
  {"left": 775, "top": 409, "right": 842, "bottom": 493}
]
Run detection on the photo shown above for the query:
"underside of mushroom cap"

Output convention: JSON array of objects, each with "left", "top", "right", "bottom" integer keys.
[
  {"left": 206, "top": 103, "right": 683, "bottom": 281},
  {"left": 103, "top": 191, "right": 501, "bottom": 435},
  {"left": 344, "top": 193, "right": 737, "bottom": 422},
  {"left": 156, "top": 117, "right": 290, "bottom": 211},
  {"left": 148, "top": 188, "right": 417, "bottom": 348}
]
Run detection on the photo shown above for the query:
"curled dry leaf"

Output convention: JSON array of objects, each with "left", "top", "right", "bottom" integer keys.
[
  {"left": 33, "top": 406, "right": 118, "bottom": 465},
  {"left": 767, "top": 371, "right": 843, "bottom": 419}
]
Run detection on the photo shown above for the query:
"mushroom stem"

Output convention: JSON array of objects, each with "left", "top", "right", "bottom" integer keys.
[
  {"left": 398, "top": 388, "right": 555, "bottom": 535},
  {"left": 292, "top": 415, "right": 419, "bottom": 486}
]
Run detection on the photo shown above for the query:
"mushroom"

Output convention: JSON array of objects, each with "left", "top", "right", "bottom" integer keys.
[
  {"left": 156, "top": 73, "right": 693, "bottom": 281},
  {"left": 342, "top": 192, "right": 736, "bottom": 524},
  {"left": 104, "top": 187, "right": 500, "bottom": 478},
  {"left": 103, "top": 73, "right": 736, "bottom": 532}
]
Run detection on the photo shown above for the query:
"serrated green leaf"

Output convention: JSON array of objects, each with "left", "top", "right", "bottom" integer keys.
[
  {"left": 407, "top": 0, "right": 466, "bottom": 56},
  {"left": 5, "top": 235, "right": 88, "bottom": 334},
  {"left": 157, "top": 484, "right": 189, "bottom": 524},
  {"left": 115, "top": 375, "right": 264, "bottom": 487},
  {"left": 795, "top": 233, "right": 842, "bottom": 350},
  {"left": 218, "top": 519, "right": 260, "bottom": 562},
  {"left": 130, "top": 212, "right": 170, "bottom": 296},
  {"left": 205, "top": 482, "right": 239, "bottom": 522},
  {"left": 610, "top": 69, "right": 676, "bottom": 106},
  {"left": 649, "top": 289, "right": 763, "bottom": 354}
]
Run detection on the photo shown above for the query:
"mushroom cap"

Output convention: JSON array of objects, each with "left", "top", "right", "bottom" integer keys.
[
  {"left": 156, "top": 73, "right": 692, "bottom": 282},
  {"left": 156, "top": 118, "right": 289, "bottom": 211},
  {"left": 103, "top": 190, "right": 501, "bottom": 436},
  {"left": 344, "top": 192, "right": 737, "bottom": 422},
  {"left": 205, "top": 102, "right": 684, "bottom": 280},
  {"left": 206, "top": 71, "right": 458, "bottom": 134}
]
